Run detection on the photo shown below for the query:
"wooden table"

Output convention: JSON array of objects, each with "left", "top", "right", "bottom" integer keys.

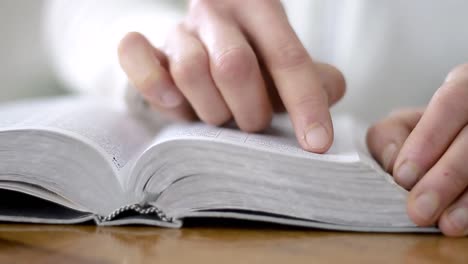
[{"left": 0, "top": 224, "right": 467, "bottom": 264}]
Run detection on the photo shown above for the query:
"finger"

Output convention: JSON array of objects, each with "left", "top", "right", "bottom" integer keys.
[
  {"left": 263, "top": 62, "right": 346, "bottom": 113},
  {"left": 234, "top": 1, "right": 339, "bottom": 153},
  {"left": 316, "top": 63, "right": 346, "bottom": 106},
  {"left": 366, "top": 108, "right": 423, "bottom": 172},
  {"left": 188, "top": 9, "right": 273, "bottom": 132},
  {"left": 439, "top": 188, "right": 468, "bottom": 237},
  {"left": 124, "top": 83, "right": 195, "bottom": 125},
  {"left": 407, "top": 124, "right": 468, "bottom": 227},
  {"left": 118, "top": 32, "right": 195, "bottom": 121},
  {"left": 393, "top": 67, "right": 468, "bottom": 189},
  {"left": 118, "top": 32, "right": 185, "bottom": 108},
  {"left": 257, "top": 58, "right": 284, "bottom": 113},
  {"left": 444, "top": 63, "right": 468, "bottom": 83},
  {"left": 165, "top": 25, "right": 232, "bottom": 126}
]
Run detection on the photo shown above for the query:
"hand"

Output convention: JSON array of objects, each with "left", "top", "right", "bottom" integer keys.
[
  {"left": 117, "top": 0, "right": 345, "bottom": 153},
  {"left": 367, "top": 64, "right": 468, "bottom": 237}
]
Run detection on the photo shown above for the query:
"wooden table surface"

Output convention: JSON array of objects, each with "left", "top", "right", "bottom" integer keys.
[{"left": 0, "top": 224, "right": 467, "bottom": 264}]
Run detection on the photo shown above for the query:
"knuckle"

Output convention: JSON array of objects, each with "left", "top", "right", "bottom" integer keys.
[
  {"left": 171, "top": 51, "right": 209, "bottom": 86},
  {"left": 270, "top": 41, "right": 310, "bottom": 71},
  {"left": 212, "top": 46, "right": 255, "bottom": 82}
]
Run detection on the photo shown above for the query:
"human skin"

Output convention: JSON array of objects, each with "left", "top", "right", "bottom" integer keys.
[
  {"left": 118, "top": 0, "right": 346, "bottom": 154},
  {"left": 367, "top": 63, "right": 468, "bottom": 237},
  {"left": 118, "top": 0, "right": 468, "bottom": 237}
]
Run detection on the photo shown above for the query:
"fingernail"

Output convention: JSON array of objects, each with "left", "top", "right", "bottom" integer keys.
[
  {"left": 305, "top": 123, "right": 329, "bottom": 150},
  {"left": 414, "top": 192, "right": 439, "bottom": 221},
  {"left": 159, "top": 89, "right": 183, "bottom": 108},
  {"left": 396, "top": 160, "right": 421, "bottom": 188},
  {"left": 449, "top": 208, "right": 468, "bottom": 234},
  {"left": 382, "top": 143, "right": 397, "bottom": 171}
]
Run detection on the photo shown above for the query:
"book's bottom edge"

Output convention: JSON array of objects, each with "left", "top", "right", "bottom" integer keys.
[
  {"left": 0, "top": 214, "right": 438, "bottom": 233},
  {"left": 0, "top": 214, "right": 182, "bottom": 228},
  {"left": 180, "top": 212, "right": 439, "bottom": 234}
]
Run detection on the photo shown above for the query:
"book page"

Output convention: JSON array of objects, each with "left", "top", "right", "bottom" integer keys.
[
  {"left": 151, "top": 114, "right": 361, "bottom": 163},
  {"left": 0, "top": 96, "right": 156, "bottom": 178}
]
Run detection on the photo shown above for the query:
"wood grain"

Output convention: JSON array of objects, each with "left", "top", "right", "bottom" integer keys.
[{"left": 0, "top": 224, "right": 467, "bottom": 264}]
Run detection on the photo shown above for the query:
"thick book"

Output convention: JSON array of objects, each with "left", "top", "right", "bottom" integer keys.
[{"left": 0, "top": 96, "right": 438, "bottom": 233}]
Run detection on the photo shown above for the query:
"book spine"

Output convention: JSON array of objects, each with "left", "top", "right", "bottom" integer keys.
[{"left": 97, "top": 204, "right": 173, "bottom": 223}]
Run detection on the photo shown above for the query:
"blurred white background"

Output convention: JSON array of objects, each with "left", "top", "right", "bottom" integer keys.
[
  {"left": 0, "top": 0, "right": 64, "bottom": 102},
  {"left": 1, "top": 0, "right": 466, "bottom": 122}
]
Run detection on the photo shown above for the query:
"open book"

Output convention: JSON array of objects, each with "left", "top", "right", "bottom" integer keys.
[{"left": 0, "top": 96, "right": 438, "bottom": 233}]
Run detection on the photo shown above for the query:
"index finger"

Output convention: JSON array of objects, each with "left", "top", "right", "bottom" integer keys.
[{"left": 234, "top": 1, "right": 334, "bottom": 153}]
